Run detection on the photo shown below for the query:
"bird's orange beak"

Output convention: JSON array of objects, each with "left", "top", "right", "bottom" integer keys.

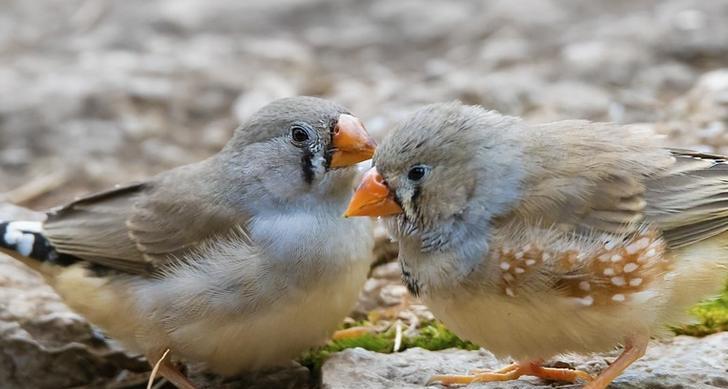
[
  {"left": 330, "top": 114, "right": 377, "bottom": 168},
  {"left": 344, "top": 167, "right": 403, "bottom": 217}
]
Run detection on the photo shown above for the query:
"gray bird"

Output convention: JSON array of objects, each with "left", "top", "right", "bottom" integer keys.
[
  {"left": 0, "top": 96, "right": 377, "bottom": 389},
  {"left": 345, "top": 101, "right": 728, "bottom": 389}
]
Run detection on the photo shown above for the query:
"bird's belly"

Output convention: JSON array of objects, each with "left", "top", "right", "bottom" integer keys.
[
  {"left": 61, "top": 258, "right": 369, "bottom": 375},
  {"left": 167, "top": 263, "right": 368, "bottom": 374},
  {"left": 421, "top": 233, "right": 728, "bottom": 361},
  {"left": 425, "top": 290, "right": 663, "bottom": 361},
  {"left": 54, "top": 212, "right": 374, "bottom": 374}
]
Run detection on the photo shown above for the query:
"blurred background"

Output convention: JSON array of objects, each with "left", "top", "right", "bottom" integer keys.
[
  {"left": 3, "top": 0, "right": 728, "bottom": 208},
  {"left": 1, "top": 0, "right": 728, "bottom": 388}
]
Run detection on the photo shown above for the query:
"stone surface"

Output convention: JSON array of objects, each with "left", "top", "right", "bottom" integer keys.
[
  {"left": 322, "top": 333, "right": 728, "bottom": 389},
  {"left": 0, "top": 203, "right": 44, "bottom": 222}
]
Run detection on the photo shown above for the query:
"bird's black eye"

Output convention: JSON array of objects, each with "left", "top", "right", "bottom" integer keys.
[
  {"left": 290, "top": 125, "right": 311, "bottom": 146},
  {"left": 407, "top": 166, "right": 428, "bottom": 182}
]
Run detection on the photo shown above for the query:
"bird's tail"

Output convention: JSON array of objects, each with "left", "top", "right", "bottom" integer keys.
[{"left": 0, "top": 220, "right": 69, "bottom": 273}]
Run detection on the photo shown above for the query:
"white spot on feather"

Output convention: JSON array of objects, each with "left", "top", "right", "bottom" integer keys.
[
  {"left": 18, "top": 235, "right": 35, "bottom": 256},
  {"left": 603, "top": 268, "right": 615, "bottom": 276},
  {"left": 611, "top": 276, "right": 626, "bottom": 286},
  {"left": 573, "top": 295, "right": 594, "bottom": 306},
  {"left": 629, "top": 278, "right": 643, "bottom": 287},
  {"left": 3, "top": 229, "right": 22, "bottom": 245},
  {"left": 7, "top": 221, "right": 42, "bottom": 233},
  {"left": 579, "top": 281, "right": 591, "bottom": 291},
  {"left": 500, "top": 262, "right": 510, "bottom": 271},
  {"left": 4, "top": 222, "right": 39, "bottom": 256},
  {"left": 623, "top": 263, "right": 638, "bottom": 273},
  {"left": 612, "top": 294, "right": 626, "bottom": 302},
  {"left": 625, "top": 238, "right": 650, "bottom": 254}
]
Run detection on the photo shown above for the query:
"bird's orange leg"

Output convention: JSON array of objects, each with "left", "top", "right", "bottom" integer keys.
[
  {"left": 584, "top": 335, "right": 648, "bottom": 389},
  {"left": 428, "top": 360, "right": 593, "bottom": 386},
  {"left": 469, "top": 362, "right": 520, "bottom": 375},
  {"left": 146, "top": 349, "right": 197, "bottom": 389}
]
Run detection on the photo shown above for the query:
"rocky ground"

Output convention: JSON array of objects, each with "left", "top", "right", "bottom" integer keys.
[
  {"left": 1, "top": 0, "right": 728, "bottom": 388},
  {"left": 322, "top": 333, "right": 728, "bottom": 389}
]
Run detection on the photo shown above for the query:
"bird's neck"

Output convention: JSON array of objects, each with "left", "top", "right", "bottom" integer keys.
[
  {"left": 276, "top": 167, "right": 357, "bottom": 211},
  {"left": 395, "top": 210, "right": 492, "bottom": 295}
]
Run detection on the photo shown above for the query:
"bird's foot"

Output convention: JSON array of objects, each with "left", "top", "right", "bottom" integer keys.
[
  {"left": 468, "top": 362, "right": 521, "bottom": 375},
  {"left": 427, "top": 360, "right": 593, "bottom": 386},
  {"left": 583, "top": 335, "right": 648, "bottom": 389}
]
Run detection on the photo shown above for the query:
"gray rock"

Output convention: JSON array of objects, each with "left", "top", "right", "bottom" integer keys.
[
  {"left": 561, "top": 40, "right": 653, "bottom": 86},
  {"left": 659, "top": 69, "right": 728, "bottom": 153},
  {"left": 0, "top": 203, "right": 45, "bottom": 222},
  {"left": 655, "top": 0, "right": 728, "bottom": 60},
  {"left": 322, "top": 333, "right": 728, "bottom": 389},
  {"left": 0, "top": 251, "right": 148, "bottom": 388},
  {"left": 184, "top": 361, "right": 312, "bottom": 389}
]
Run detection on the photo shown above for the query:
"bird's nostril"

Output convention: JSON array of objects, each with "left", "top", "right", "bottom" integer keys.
[{"left": 334, "top": 125, "right": 340, "bottom": 135}]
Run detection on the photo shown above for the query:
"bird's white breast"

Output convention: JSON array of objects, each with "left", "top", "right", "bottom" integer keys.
[
  {"left": 248, "top": 207, "right": 373, "bottom": 266},
  {"left": 120, "top": 207, "right": 374, "bottom": 373}
]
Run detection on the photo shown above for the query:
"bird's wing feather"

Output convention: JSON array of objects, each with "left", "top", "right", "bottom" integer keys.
[
  {"left": 513, "top": 126, "right": 728, "bottom": 248},
  {"left": 645, "top": 150, "right": 728, "bottom": 248},
  {"left": 511, "top": 121, "right": 670, "bottom": 237},
  {"left": 44, "top": 169, "right": 246, "bottom": 275},
  {"left": 44, "top": 182, "right": 152, "bottom": 273}
]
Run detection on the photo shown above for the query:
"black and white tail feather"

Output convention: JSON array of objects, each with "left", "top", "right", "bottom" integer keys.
[{"left": 0, "top": 221, "right": 76, "bottom": 266}]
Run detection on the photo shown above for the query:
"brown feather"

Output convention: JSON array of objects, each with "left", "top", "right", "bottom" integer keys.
[
  {"left": 645, "top": 150, "right": 728, "bottom": 247},
  {"left": 509, "top": 124, "right": 728, "bottom": 249},
  {"left": 43, "top": 161, "right": 247, "bottom": 275},
  {"left": 511, "top": 121, "right": 671, "bottom": 236}
]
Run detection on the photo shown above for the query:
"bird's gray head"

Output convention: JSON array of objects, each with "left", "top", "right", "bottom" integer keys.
[
  {"left": 220, "top": 96, "right": 376, "bottom": 205},
  {"left": 345, "top": 102, "right": 525, "bottom": 247}
]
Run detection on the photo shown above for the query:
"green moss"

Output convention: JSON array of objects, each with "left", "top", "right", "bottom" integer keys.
[
  {"left": 298, "top": 321, "right": 475, "bottom": 370},
  {"left": 674, "top": 282, "right": 728, "bottom": 336},
  {"left": 401, "top": 321, "right": 479, "bottom": 351},
  {"left": 299, "top": 332, "right": 393, "bottom": 371}
]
